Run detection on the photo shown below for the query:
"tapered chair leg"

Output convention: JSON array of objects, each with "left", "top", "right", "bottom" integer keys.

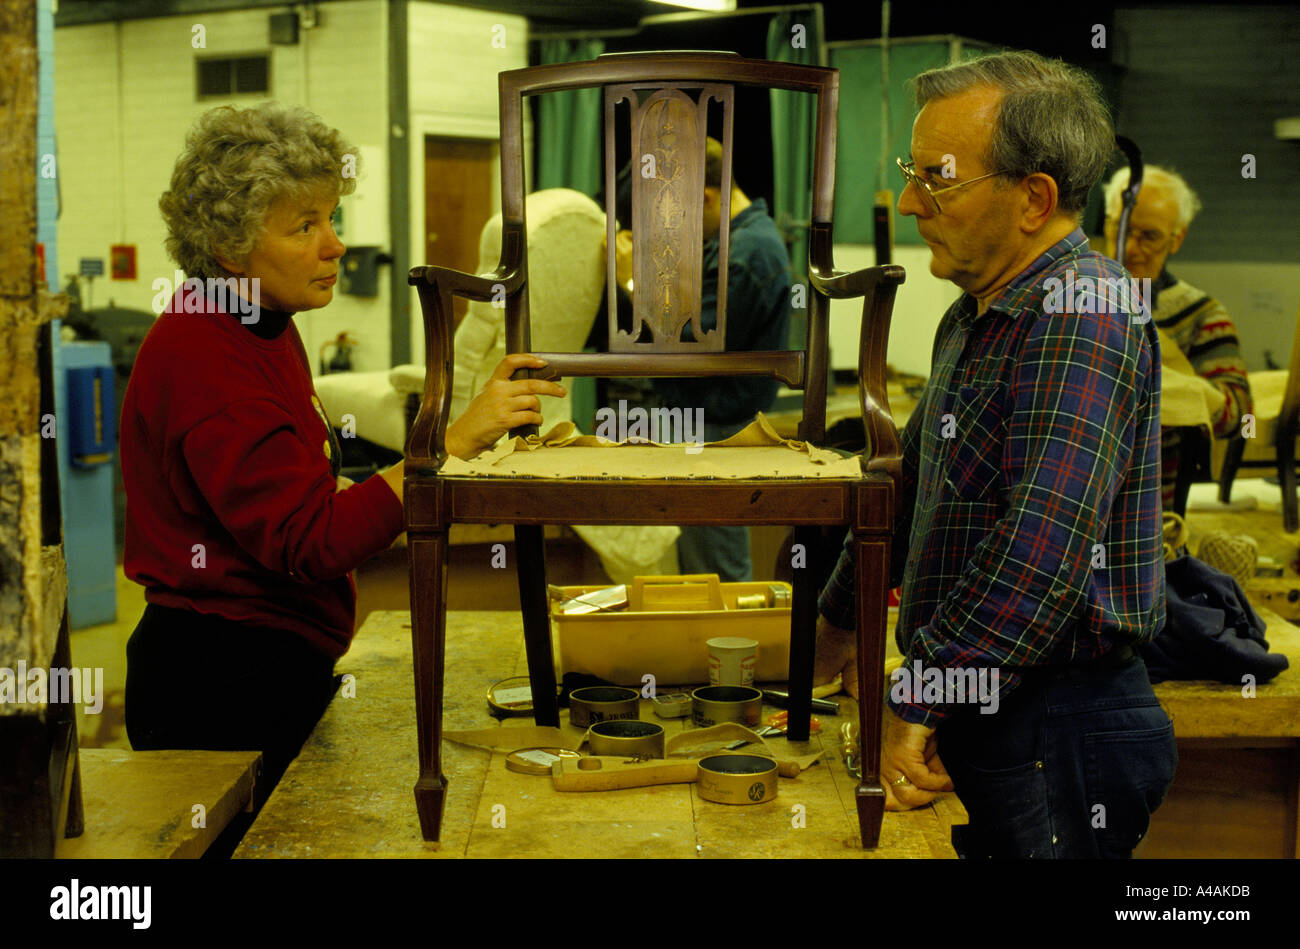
[
  {"left": 1219, "top": 435, "right": 1245, "bottom": 503},
  {"left": 852, "top": 527, "right": 889, "bottom": 848},
  {"left": 515, "top": 525, "right": 559, "bottom": 727},
  {"left": 1280, "top": 435, "right": 1298, "bottom": 533},
  {"left": 786, "top": 526, "right": 820, "bottom": 742},
  {"left": 408, "top": 531, "right": 450, "bottom": 841},
  {"left": 1172, "top": 427, "right": 1199, "bottom": 518}
]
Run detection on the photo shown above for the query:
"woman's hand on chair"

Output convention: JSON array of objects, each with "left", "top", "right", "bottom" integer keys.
[{"left": 445, "top": 353, "right": 566, "bottom": 460}]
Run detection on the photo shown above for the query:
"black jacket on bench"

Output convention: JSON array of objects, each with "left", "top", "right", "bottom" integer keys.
[{"left": 1141, "top": 555, "right": 1290, "bottom": 684}]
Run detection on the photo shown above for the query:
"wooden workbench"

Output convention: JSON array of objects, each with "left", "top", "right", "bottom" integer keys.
[
  {"left": 1143, "top": 607, "right": 1300, "bottom": 858},
  {"left": 56, "top": 749, "right": 260, "bottom": 858},
  {"left": 236, "top": 610, "right": 960, "bottom": 858}
]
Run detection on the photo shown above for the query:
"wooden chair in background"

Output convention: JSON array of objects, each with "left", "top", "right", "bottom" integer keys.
[
  {"left": 404, "top": 51, "right": 905, "bottom": 848},
  {"left": 1219, "top": 301, "right": 1300, "bottom": 530}
]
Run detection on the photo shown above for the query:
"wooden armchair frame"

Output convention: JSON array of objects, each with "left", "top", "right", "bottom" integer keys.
[{"left": 404, "top": 51, "right": 905, "bottom": 848}]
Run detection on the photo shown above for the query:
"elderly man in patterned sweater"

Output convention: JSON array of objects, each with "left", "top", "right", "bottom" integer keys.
[{"left": 1103, "top": 165, "right": 1253, "bottom": 510}]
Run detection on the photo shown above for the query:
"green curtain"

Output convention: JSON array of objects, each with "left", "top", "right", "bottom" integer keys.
[
  {"left": 766, "top": 10, "right": 821, "bottom": 281},
  {"left": 830, "top": 41, "right": 993, "bottom": 244},
  {"left": 536, "top": 39, "right": 605, "bottom": 197}
]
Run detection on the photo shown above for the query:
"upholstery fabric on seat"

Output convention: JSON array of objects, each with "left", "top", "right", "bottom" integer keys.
[{"left": 440, "top": 415, "right": 863, "bottom": 480}]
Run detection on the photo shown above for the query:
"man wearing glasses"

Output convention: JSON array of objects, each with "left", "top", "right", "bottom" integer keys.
[
  {"left": 814, "top": 50, "right": 1177, "bottom": 857},
  {"left": 1102, "top": 165, "right": 1252, "bottom": 510}
]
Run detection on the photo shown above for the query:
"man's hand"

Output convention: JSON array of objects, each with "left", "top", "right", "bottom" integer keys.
[
  {"left": 444, "top": 353, "right": 566, "bottom": 460},
  {"left": 880, "top": 708, "right": 953, "bottom": 811},
  {"left": 814, "top": 615, "right": 859, "bottom": 699}
]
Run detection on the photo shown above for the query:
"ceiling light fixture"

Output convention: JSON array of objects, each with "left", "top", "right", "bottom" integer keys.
[{"left": 650, "top": 0, "right": 738, "bottom": 11}]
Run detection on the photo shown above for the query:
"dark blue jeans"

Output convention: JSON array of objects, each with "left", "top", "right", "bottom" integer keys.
[{"left": 936, "top": 653, "right": 1177, "bottom": 858}]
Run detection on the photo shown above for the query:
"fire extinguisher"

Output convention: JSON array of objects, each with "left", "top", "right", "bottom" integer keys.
[{"left": 320, "top": 332, "right": 359, "bottom": 374}]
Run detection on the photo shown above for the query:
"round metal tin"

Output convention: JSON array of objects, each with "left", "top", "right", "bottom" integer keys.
[
  {"left": 569, "top": 686, "right": 640, "bottom": 729},
  {"left": 691, "top": 685, "right": 762, "bottom": 728},
  {"left": 696, "top": 754, "right": 778, "bottom": 804},
  {"left": 586, "top": 720, "right": 666, "bottom": 759},
  {"left": 487, "top": 676, "right": 560, "bottom": 718},
  {"left": 505, "top": 747, "right": 581, "bottom": 775}
]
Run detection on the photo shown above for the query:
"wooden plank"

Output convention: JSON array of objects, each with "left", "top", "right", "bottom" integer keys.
[
  {"left": 1152, "top": 608, "right": 1300, "bottom": 738},
  {"left": 1140, "top": 741, "right": 1298, "bottom": 859},
  {"left": 0, "top": 435, "right": 42, "bottom": 674},
  {"left": 56, "top": 749, "right": 260, "bottom": 859},
  {"left": 1243, "top": 577, "right": 1300, "bottom": 623},
  {"left": 0, "top": 0, "right": 35, "bottom": 301},
  {"left": 38, "top": 546, "right": 66, "bottom": 678}
]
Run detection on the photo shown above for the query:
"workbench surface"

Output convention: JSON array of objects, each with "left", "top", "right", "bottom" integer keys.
[
  {"left": 236, "top": 605, "right": 1299, "bottom": 858},
  {"left": 57, "top": 749, "right": 259, "bottom": 859},
  {"left": 236, "top": 609, "right": 961, "bottom": 858}
]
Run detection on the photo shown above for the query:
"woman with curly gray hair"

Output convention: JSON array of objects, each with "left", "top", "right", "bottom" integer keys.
[{"left": 120, "top": 103, "right": 562, "bottom": 829}]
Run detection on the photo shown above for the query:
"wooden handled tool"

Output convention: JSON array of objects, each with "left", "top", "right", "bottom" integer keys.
[{"left": 551, "top": 756, "right": 699, "bottom": 791}]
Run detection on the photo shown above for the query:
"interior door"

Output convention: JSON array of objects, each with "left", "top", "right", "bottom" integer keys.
[{"left": 423, "top": 136, "right": 496, "bottom": 328}]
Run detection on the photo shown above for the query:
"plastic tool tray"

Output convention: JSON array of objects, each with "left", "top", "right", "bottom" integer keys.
[{"left": 550, "top": 574, "right": 793, "bottom": 687}]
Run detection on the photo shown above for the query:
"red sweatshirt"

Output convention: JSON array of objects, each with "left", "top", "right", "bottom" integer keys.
[{"left": 120, "top": 289, "right": 404, "bottom": 658}]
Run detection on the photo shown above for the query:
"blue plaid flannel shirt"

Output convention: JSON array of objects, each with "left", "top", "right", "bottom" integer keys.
[{"left": 819, "top": 229, "right": 1165, "bottom": 727}]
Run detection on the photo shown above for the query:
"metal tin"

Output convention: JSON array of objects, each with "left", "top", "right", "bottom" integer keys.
[
  {"left": 691, "top": 685, "right": 762, "bottom": 728},
  {"left": 487, "top": 675, "right": 560, "bottom": 718},
  {"left": 569, "top": 686, "right": 640, "bottom": 729},
  {"left": 505, "top": 747, "right": 581, "bottom": 776},
  {"left": 586, "top": 720, "right": 665, "bottom": 759},
  {"left": 696, "top": 754, "right": 778, "bottom": 804}
]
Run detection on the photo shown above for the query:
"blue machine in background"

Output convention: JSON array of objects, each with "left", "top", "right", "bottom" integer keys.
[
  {"left": 66, "top": 363, "right": 115, "bottom": 467},
  {"left": 53, "top": 330, "right": 118, "bottom": 629}
]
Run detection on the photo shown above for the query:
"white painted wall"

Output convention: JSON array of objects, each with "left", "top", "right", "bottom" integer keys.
[
  {"left": 54, "top": 1, "right": 392, "bottom": 372},
  {"left": 827, "top": 250, "right": 1300, "bottom": 378},
  {"left": 1167, "top": 262, "right": 1300, "bottom": 372},
  {"left": 405, "top": 2, "right": 528, "bottom": 366},
  {"left": 827, "top": 244, "right": 959, "bottom": 377}
]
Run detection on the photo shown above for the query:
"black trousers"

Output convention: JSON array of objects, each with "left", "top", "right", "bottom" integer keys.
[{"left": 125, "top": 603, "right": 339, "bottom": 841}]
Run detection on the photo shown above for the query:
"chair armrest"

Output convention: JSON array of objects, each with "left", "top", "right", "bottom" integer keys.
[
  {"left": 405, "top": 263, "right": 525, "bottom": 470},
  {"left": 810, "top": 262, "right": 907, "bottom": 473},
  {"left": 808, "top": 262, "right": 905, "bottom": 301},
  {"left": 408, "top": 264, "right": 522, "bottom": 302}
]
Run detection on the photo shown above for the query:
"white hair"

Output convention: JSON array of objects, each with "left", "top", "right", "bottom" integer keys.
[{"left": 1102, "top": 164, "right": 1203, "bottom": 232}]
